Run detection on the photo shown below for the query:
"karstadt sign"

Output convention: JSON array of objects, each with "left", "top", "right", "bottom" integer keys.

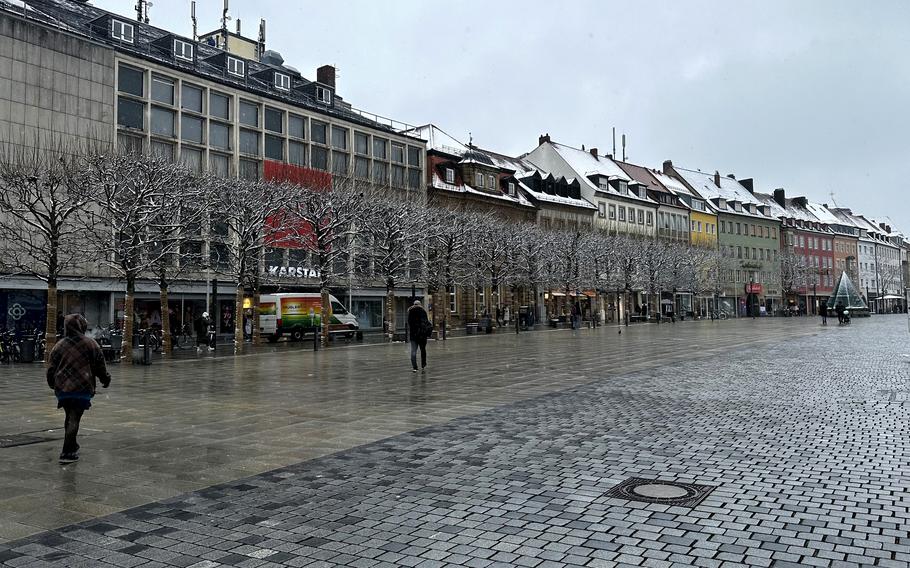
[{"left": 266, "top": 266, "right": 321, "bottom": 278}]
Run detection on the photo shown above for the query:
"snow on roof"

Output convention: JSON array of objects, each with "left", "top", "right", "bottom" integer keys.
[
  {"left": 651, "top": 171, "right": 695, "bottom": 197},
  {"left": 430, "top": 173, "right": 535, "bottom": 209},
  {"left": 804, "top": 201, "right": 841, "bottom": 225},
  {"left": 674, "top": 167, "right": 770, "bottom": 217},
  {"left": 549, "top": 142, "right": 631, "bottom": 182},
  {"left": 408, "top": 124, "right": 467, "bottom": 157},
  {"left": 515, "top": 176, "right": 597, "bottom": 210}
]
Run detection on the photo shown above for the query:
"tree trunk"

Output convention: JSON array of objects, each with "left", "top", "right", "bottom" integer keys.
[
  {"left": 511, "top": 285, "right": 519, "bottom": 334},
  {"left": 320, "top": 286, "right": 330, "bottom": 347},
  {"left": 386, "top": 281, "right": 395, "bottom": 341},
  {"left": 121, "top": 277, "right": 135, "bottom": 362},
  {"left": 234, "top": 285, "right": 244, "bottom": 353},
  {"left": 44, "top": 282, "right": 58, "bottom": 365},
  {"left": 252, "top": 286, "right": 261, "bottom": 346},
  {"left": 160, "top": 283, "right": 172, "bottom": 356}
]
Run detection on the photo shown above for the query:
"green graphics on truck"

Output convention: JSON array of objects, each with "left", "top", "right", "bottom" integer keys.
[
  {"left": 280, "top": 296, "right": 325, "bottom": 328},
  {"left": 258, "top": 293, "right": 359, "bottom": 341}
]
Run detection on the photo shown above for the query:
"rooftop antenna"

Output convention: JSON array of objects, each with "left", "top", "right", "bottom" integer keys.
[
  {"left": 612, "top": 127, "right": 616, "bottom": 157},
  {"left": 135, "top": 0, "right": 151, "bottom": 23},
  {"left": 621, "top": 133, "right": 626, "bottom": 161},
  {"left": 829, "top": 191, "right": 839, "bottom": 207},
  {"left": 191, "top": 1, "right": 197, "bottom": 41},
  {"left": 468, "top": 132, "right": 473, "bottom": 148},
  {"left": 258, "top": 18, "right": 266, "bottom": 57},
  {"left": 221, "top": 0, "right": 231, "bottom": 51}
]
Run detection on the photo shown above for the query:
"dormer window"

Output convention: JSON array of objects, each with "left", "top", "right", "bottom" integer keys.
[
  {"left": 598, "top": 179, "right": 609, "bottom": 191},
  {"left": 508, "top": 182, "right": 516, "bottom": 196},
  {"left": 717, "top": 198, "right": 726, "bottom": 210},
  {"left": 274, "top": 72, "right": 291, "bottom": 91},
  {"left": 445, "top": 168, "right": 455, "bottom": 184},
  {"left": 475, "top": 172, "right": 484, "bottom": 188},
  {"left": 315, "top": 86, "right": 332, "bottom": 104},
  {"left": 227, "top": 56, "right": 245, "bottom": 77},
  {"left": 618, "top": 181, "right": 628, "bottom": 195},
  {"left": 488, "top": 175, "right": 496, "bottom": 189},
  {"left": 111, "top": 20, "right": 134, "bottom": 43},
  {"left": 173, "top": 39, "right": 193, "bottom": 61}
]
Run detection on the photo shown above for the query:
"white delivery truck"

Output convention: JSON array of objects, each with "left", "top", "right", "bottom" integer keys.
[{"left": 259, "top": 293, "right": 359, "bottom": 342}]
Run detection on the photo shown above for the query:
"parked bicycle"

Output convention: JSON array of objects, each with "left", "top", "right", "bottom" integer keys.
[
  {"left": 710, "top": 310, "right": 729, "bottom": 320},
  {"left": 0, "top": 330, "right": 22, "bottom": 364}
]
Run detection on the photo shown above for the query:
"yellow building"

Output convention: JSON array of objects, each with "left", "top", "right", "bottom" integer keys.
[
  {"left": 689, "top": 209, "right": 719, "bottom": 248},
  {"left": 651, "top": 170, "right": 717, "bottom": 248}
]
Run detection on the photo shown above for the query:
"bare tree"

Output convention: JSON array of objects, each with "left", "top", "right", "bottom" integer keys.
[
  {"left": 780, "top": 249, "right": 811, "bottom": 305},
  {"left": 612, "top": 234, "right": 645, "bottom": 326},
  {"left": 0, "top": 140, "right": 92, "bottom": 359},
  {"left": 512, "top": 222, "right": 549, "bottom": 331},
  {"left": 144, "top": 170, "right": 205, "bottom": 356},
  {"left": 357, "top": 193, "right": 428, "bottom": 340},
  {"left": 283, "top": 178, "right": 364, "bottom": 346},
  {"left": 421, "top": 206, "right": 471, "bottom": 332},
  {"left": 209, "top": 176, "right": 292, "bottom": 352},
  {"left": 81, "top": 150, "right": 190, "bottom": 361}
]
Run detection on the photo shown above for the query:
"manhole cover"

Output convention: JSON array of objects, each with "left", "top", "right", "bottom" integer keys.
[
  {"left": 605, "top": 477, "right": 715, "bottom": 508},
  {"left": 0, "top": 434, "right": 48, "bottom": 448}
]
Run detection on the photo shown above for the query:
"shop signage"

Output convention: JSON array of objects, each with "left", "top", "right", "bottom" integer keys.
[
  {"left": 744, "top": 283, "right": 762, "bottom": 294},
  {"left": 7, "top": 303, "right": 26, "bottom": 321},
  {"left": 266, "top": 265, "right": 320, "bottom": 278}
]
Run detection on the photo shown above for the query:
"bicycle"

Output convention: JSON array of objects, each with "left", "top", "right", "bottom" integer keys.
[
  {"left": 709, "top": 311, "right": 729, "bottom": 320},
  {"left": 0, "top": 331, "right": 22, "bottom": 364},
  {"left": 172, "top": 323, "right": 194, "bottom": 349}
]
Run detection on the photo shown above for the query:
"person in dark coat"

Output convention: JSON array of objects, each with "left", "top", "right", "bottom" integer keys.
[
  {"left": 835, "top": 302, "right": 845, "bottom": 324},
  {"left": 407, "top": 300, "right": 430, "bottom": 372},
  {"left": 819, "top": 300, "right": 828, "bottom": 325},
  {"left": 195, "top": 312, "right": 211, "bottom": 353},
  {"left": 46, "top": 314, "right": 111, "bottom": 463}
]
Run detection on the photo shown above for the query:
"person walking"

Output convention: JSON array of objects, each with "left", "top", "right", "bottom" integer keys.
[
  {"left": 819, "top": 300, "right": 828, "bottom": 325},
  {"left": 835, "top": 302, "right": 845, "bottom": 324},
  {"left": 46, "top": 314, "right": 111, "bottom": 463},
  {"left": 195, "top": 312, "right": 211, "bottom": 353},
  {"left": 407, "top": 300, "right": 430, "bottom": 372}
]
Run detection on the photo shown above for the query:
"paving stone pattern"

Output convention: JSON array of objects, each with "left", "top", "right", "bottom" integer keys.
[{"left": 1, "top": 317, "right": 909, "bottom": 567}]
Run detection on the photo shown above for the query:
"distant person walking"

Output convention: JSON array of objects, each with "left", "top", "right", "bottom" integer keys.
[
  {"left": 407, "top": 300, "right": 431, "bottom": 372},
  {"left": 46, "top": 314, "right": 111, "bottom": 463},
  {"left": 819, "top": 300, "right": 828, "bottom": 325},
  {"left": 195, "top": 312, "right": 212, "bottom": 353},
  {"left": 835, "top": 302, "right": 845, "bottom": 324}
]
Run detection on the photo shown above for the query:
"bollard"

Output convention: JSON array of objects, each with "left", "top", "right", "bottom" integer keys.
[{"left": 313, "top": 326, "right": 319, "bottom": 351}]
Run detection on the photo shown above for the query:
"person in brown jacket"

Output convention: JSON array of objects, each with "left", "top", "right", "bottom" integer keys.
[{"left": 46, "top": 314, "right": 111, "bottom": 463}]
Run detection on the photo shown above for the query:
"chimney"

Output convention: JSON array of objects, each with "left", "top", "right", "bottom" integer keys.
[
  {"left": 538, "top": 133, "right": 551, "bottom": 146},
  {"left": 726, "top": 173, "right": 736, "bottom": 179},
  {"left": 317, "top": 65, "right": 336, "bottom": 89},
  {"left": 739, "top": 178, "right": 754, "bottom": 194},
  {"left": 714, "top": 171, "right": 721, "bottom": 188},
  {"left": 236, "top": 18, "right": 241, "bottom": 34},
  {"left": 607, "top": 153, "right": 613, "bottom": 159},
  {"left": 662, "top": 160, "right": 673, "bottom": 175},
  {"left": 773, "top": 188, "right": 786, "bottom": 208},
  {"left": 589, "top": 147, "right": 598, "bottom": 159}
]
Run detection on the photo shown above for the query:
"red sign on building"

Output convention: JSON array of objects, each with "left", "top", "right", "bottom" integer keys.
[
  {"left": 744, "top": 283, "right": 763, "bottom": 294},
  {"left": 262, "top": 160, "right": 333, "bottom": 249}
]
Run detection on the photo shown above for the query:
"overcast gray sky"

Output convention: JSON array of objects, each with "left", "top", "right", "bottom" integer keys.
[{"left": 95, "top": 0, "right": 910, "bottom": 228}]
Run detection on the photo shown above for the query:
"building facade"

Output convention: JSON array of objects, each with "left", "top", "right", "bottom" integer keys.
[
  {"left": 0, "top": 0, "right": 426, "bottom": 333},
  {"left": 667, "top": 164, "right": 783, "bottom": 316}
]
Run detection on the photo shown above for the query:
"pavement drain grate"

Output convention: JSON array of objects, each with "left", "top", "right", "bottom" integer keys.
[
  {"left": 605, "top": 477, "right": 716, "bottom": 508},
  {"left": 0, "top": 434, "right": 50, "bottom": 448}
]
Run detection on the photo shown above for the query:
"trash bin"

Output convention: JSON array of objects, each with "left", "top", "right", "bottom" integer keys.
[
  {"left": 132, "top": 332, "right": 152, "bottom": 365},
  {"left": 19, "top": 338, "right": 36, "bottom": 363}
]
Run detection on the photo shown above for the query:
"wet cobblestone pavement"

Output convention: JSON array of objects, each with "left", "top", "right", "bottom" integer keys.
[{"left": 1, "top": 317, "right": 908, "bottom": 567}]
